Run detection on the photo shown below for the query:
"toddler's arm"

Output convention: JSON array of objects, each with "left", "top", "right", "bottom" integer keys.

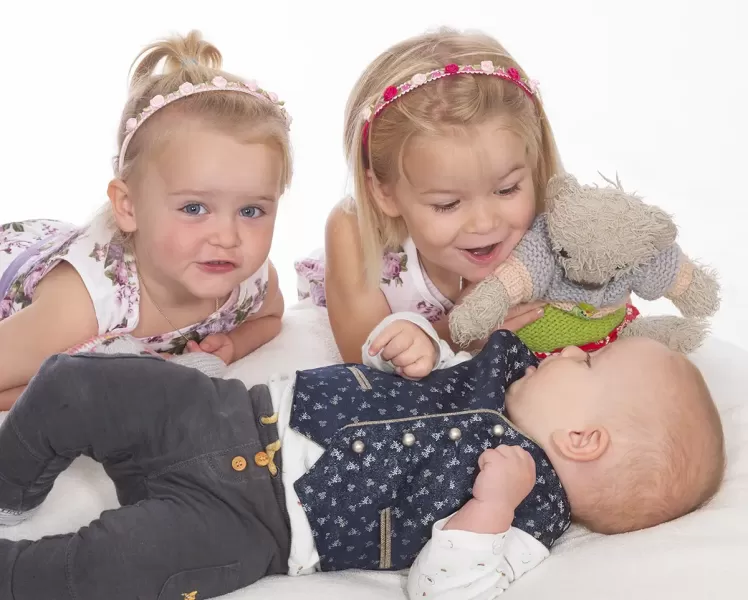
[
  {"left": 223, "top": 262, "right": 284, "bottom": 363},
  {"left": 0, "top": 262, "right": 98, "bottom": 410},
  {"left": 324, "top": 204, "right": 396, "bottom": 363}
]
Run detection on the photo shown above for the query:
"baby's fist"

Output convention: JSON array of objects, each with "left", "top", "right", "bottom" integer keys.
[
  {"left": 368, "top": 319, "right": 437, "bottom": 379},
  {"left": 473, "top": 445, "right": 536, "bottom": 510}
]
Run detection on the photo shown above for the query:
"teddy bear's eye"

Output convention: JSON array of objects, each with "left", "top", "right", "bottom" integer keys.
[{"left": 558, "top": 249, "right": 570, "bottom": 258}]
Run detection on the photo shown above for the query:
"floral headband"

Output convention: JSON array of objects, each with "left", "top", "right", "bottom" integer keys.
[
  {"left": 117, "top": 75, "right": 291, "bottom": 174},
  {"left": 360, "top": 60, "right": 539, "bottom": 150}
]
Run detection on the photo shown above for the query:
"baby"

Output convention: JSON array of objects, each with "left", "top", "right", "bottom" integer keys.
[{"left": 0, "top": 314, "right": 724, "bottom": 600}]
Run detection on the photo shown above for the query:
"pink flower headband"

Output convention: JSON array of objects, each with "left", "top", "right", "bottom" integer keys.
[
  {"left": 360, "top": 61, "right": 539, "bottom": 150},
  {"left": 117, "top": 75, "right": 290, "bottom": 174}
]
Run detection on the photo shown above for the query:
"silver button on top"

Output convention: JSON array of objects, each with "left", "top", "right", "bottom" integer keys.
[
  {"left": 402, "top": 432, "right": 416, "bottom": 447},
  {"left": 351, "top": 440, "right": 366, "bottom": 454},
  {"left": 448, "top": 427, "right": 462, "bottom": 441},
  {"left": 492, "top": 423, "right": 506, "bottom": 437}
]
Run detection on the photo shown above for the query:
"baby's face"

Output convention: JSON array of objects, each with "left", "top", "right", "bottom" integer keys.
[{"left": 505, "top": 338, "right": 670, "bottom": 444}]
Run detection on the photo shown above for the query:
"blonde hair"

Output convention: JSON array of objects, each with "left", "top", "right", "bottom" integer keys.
[
  {"left": 103, "top": 30, "right": 292, "bottom": 233},
  {"left": 343, "top": 27, "right": 563, "bottom": 285},
  {"left": 575, "top": 356, "right": 726, "bottom": 535}
]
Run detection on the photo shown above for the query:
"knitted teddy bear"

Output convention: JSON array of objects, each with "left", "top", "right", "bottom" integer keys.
[{"left": 448, "top": 173, "right": 720, "bottom": 355}]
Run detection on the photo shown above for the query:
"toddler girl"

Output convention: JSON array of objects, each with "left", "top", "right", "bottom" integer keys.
[
  {"left": 297, "top": 27, "right": 562, "bottom": 368},
  {"left": 0, "top": 30, "right": 292, "bottom": 409}
]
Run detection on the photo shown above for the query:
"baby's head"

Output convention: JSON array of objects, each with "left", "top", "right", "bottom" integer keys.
[
  {"left": 506, "top": 337, "right": 725, "bottom": 534},
  {"left": 106, "top": 31, "right": 292, "bottom": 301},
  {"left": 344, "top": 27, "right": 563, "bottom": 286}
]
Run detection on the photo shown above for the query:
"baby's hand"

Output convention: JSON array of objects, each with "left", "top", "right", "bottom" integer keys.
[
  {"left": 186, "top": 333, "right": 235, "bottom": 365},
  {"left": 367, "top": 319, "right": 437, "bottom": 379},
  {"left": 473, "top": 445, "right": 536, "bottom": 510}
]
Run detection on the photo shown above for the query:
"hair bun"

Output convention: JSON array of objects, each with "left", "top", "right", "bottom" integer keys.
[{"left": 129, "top": 30, "right": 223, "bottom": 90}]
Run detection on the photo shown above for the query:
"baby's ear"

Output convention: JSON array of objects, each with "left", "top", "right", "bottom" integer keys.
[{"left": 551, "top": 427, "right": 610, "bottom": 462}]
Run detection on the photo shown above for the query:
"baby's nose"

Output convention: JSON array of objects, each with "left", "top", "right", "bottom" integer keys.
[{"left": 559, "top": 346, "right": 587, "bottom": 361}]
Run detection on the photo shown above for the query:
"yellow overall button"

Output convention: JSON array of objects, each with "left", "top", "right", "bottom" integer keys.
[
  {"left": 232, "top": 456, "right": 247, "bottom": 472},
  {"left": 254, "top": 451, "right": 270, "bottom": 467}
]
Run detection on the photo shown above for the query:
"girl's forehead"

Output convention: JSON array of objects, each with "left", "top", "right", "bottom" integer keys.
[{"left": 402, "top": 127, "right": 528, "bottom": 190}]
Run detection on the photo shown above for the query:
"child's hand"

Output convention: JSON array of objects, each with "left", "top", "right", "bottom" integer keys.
[
  {"left": 186, "top": 334, "right": 235, "bottom": 365},
  {"left": 367, "top": 319, "right": 438, "bottom": 379},
  {"left": 472, "top": 445, "right": 536, "bottom": 510}
]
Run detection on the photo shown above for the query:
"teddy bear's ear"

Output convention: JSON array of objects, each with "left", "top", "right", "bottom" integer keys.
[
  {"left": 643, "top": 205, "right": 678, "bottom": 249},
  {"left": 545, "top": 173, "right": 578, "bottom": 210}
]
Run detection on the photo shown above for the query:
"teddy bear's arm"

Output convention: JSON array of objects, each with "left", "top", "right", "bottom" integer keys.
[
  {"left": 509, "top": 218, "right": 557, "bottom": 300},
  {"left": 632, "top": 244, "right": 720, "bottom": 318},
  {"left": 630, "top": 244, "right": 683, "bottom": 301},
  {"left": 492, "top": 256, "right": 535, "bottom": 305}
]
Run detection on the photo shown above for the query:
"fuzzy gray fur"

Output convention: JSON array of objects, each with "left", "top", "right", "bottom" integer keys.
[
  {"left": 449, "top": 173, "right": 721, "bottom": 353},
  {"left": 617, "top": 315, "right": 709, "bottom": 355}
]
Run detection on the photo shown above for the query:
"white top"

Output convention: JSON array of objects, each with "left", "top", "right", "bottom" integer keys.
[{"left": 269, "top": 312, "right": 549, "bottom": 598}]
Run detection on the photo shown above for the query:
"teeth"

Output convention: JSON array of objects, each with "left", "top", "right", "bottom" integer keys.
[{"left": 467, "top": 244, "right": 496, "bottom": 256}]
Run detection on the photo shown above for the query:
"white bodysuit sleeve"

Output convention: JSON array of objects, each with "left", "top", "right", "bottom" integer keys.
[
  {"left": 361, "top": 312, "right": 472, "bottom": 372},
  {"left": 406, "top": 515, "right": 549, "bottom": 599}
]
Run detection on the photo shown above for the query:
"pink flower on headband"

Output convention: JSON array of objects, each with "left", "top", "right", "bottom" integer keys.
[
  {"left": 445, "top": 63, "right": 459, "bottom": 74},
  {"left": 179, "top": 82, "right": 194, "bottom": 94},
  {"left": 383, "top": 86, "right": 398, "bottom": 102},
  {"left": 362, "top": 121, "right": 370, "bottom": 148},
  {"left": 245, "top": 80, "right": 258, "bottom": 91},
  {"left": 507, "top": 68, "right": 520, "bottom": 81},
  {"left": 481, "top": 61, "right": 495, "bottom": 74},
  {"left": 411, "top": 73, "right": 427, "bottom": 86},
  {"left": 150, "top": 95, "right": 165, "bottom": 108},
  {"left": 212, "top": 76, "right": 227, "bottom": 88},
  {"left": 126, "top": 118, "right": 138, "bottom": 132},
  {"left": 269, "top": 92, "right": 278, "bottom": 103}
]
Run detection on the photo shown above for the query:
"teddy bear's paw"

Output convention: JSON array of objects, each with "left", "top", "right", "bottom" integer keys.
[
  {"left": 620, "top": 315, "right": 709, "bottom": 354},
  {"left": 672, "top": 264, "right": 721, "bottom": 319},
  {"left": 448, "top": 276, "right": 511, "bottom": 347}
]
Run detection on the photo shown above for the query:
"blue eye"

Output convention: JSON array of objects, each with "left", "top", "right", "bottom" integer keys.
[
  {"left": 240, "top": 206, "right": 264, "bottom": 219},
  {"left": 181, "top": 203, "right": 207, "bottom": 215}
]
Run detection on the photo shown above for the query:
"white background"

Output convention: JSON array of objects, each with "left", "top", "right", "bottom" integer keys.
[{"left": 1, "top": 0, "right": 746, "bottom": 348}]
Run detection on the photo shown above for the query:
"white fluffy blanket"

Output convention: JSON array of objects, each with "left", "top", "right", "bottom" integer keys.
[{"left": 2, "top": 300, "right": 745, "bottom": 598}]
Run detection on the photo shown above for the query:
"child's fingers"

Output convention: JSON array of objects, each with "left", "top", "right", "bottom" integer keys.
[
  {"left": 391, "top": 342, "right": 430, "bottom": 369},
  {"left": 380, "top": 331, "right": 414, "bottom": 362},
  {"left": 500, "top": 306, "right": 545, "bottom": 332},
  {"left": 505, "top": 301, "right": 545, "bottom": 321},
  {"left": 495, "top": 445, "right": 515, "bottom": 459},
  {"left": 199, "top": 338, "right": 218, "bottom": 352},
  {"left": 401, "top": 355, "right": 434, "bottom": 379},
  {"left": 368, "top": 324, "right": 402, "bottom": 356},
  {"left": 478, "top": 448, "right": 499, "bottom": 470},
  {"left": 186, "top": 341, "right": 200, "bottom": 353}
]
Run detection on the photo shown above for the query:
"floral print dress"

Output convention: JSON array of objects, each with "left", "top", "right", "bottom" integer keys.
[
  {"left": 0, "top": 217, "right": 269, "bottom": 355},
  {"left": 295, "top": 237, "right": 451, "bottom": 323}
]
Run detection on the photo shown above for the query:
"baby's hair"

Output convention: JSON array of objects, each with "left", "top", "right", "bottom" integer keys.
[
  {"left": 575, "top": 355, "right": 725, "bottom": 534},
  {"left": 102, "top": 30, "right": 292, "bottom": 234},
  {"left": 342, "top": 27, "right": 563, "bottom": 286}
]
